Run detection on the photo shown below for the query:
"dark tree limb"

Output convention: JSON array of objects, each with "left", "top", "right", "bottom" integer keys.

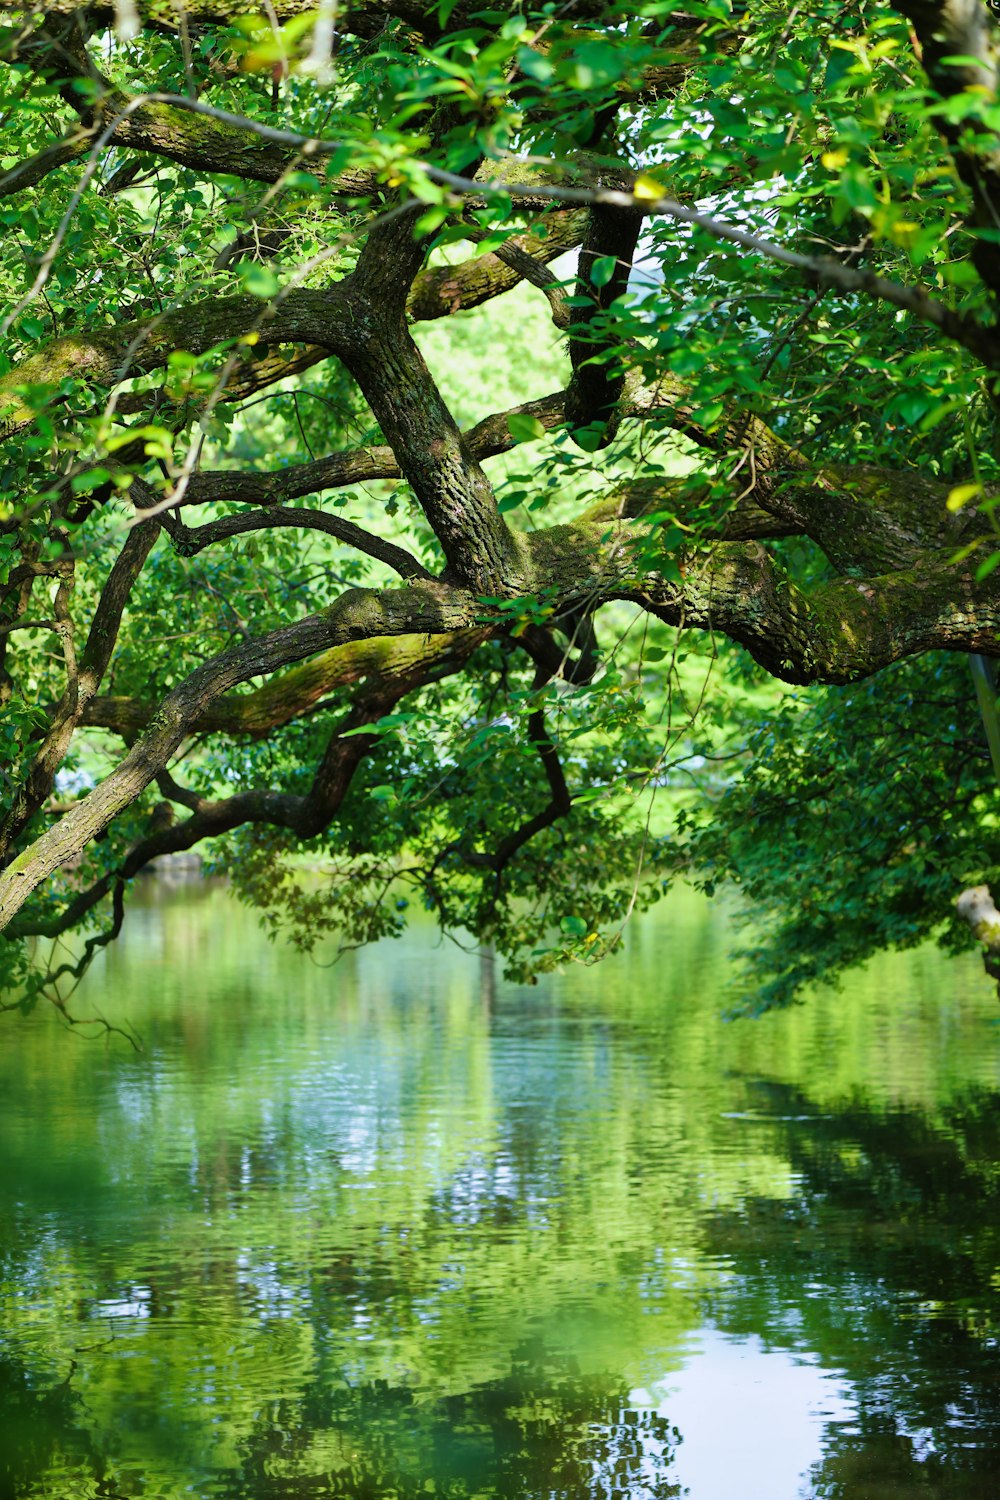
[
  {"left": 343, "top": 209, "right": 522, "bottom": 591},
  {"left": 489, "top": 698, "right": 573, "bottom": 873},
  {"left": 0, "top": 129, "right": 93, "bottom": 198},
  {"left": 407, "top": 211, "right": 584, "bottom": 323},
  {"left": 9, "top": 508, "right": 1000, "bottom": 931},
  {"left": 565, "top": 167, "right": 645, "bottom": 443},
  {"left": 0, "top": 286, "right": 352, "bottom": 439},
  {"left": 0, "top": 519, "right": 160, "bottom": 863},
  {"left": 82, "top": 629, "right": 488, "bottom": 739},
  {"left": 180, "top": 392, "right": 567, "bottom": 507},
  {"left": 488, "top": 237, "right": 572, "bottom": 330},
  {"left": 12, "top": 630, "right": 477, "bottom": 951},
  {"left": 892, "top": 0, "right": 1000, "bottom": 296},
  {"left": 161, "top": 505, "right": 432, "bottom": 579}
]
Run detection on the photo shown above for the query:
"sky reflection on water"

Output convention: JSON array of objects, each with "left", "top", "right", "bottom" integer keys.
[{"left": 639, "top": 1332, "right": 854, "bottom": 1500}]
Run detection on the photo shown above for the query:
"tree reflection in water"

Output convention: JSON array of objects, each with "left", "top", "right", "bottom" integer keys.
[
  {"left": 703, "top": 1083, "right": 1000, "bottom": 1499},
  {"left": 3, "top": 1344, "right": 682, "bottom": 1500},
  {"left": 3, "top": 887, "right": 999, "bottom": 1498},
  {"left": 229, "top": 1347, "right": 681, "bottom": 1498}
]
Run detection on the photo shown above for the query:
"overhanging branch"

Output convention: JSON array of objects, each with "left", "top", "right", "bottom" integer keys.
[
  {"left": 162, "top": 506, "right": 431, "bottom": 579},
  {"left": 38, "top": 88, "right": 994, "bottom": 366},
  {"left": 7, "top": 513, "right": 1000, "bottom": 932}
]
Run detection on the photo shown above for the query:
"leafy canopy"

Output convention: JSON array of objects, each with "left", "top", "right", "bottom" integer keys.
[{"left": 2, "top": 0, "right": 1000, "bottom": 1018}]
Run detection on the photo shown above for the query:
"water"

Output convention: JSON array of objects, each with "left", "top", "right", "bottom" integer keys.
[{"left": 1, "top": 881, "right": 999, "bottom": 1498}]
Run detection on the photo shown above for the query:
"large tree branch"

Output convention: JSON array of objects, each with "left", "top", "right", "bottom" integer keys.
[
  {"left": 600, "top": 453, "right": 980, "bottom": 578},
  {"left": 1, "top": 214, "right": 576, "bottom": 449},
  {"left": 162, "top": 505, "right": 431, "bottom": 579},
  {"left": 0, "top": 128, "right": 92, "bottom": 197},
  {"left": 342, "top": 208, "right": 522, "bottom": 591},
  {"left": 82, "top": 627, "right": 488, "bottom": 739},
  {"left": 0, "top": 577, "right": 483, "bottom": 927},
  {"left": 7, "top": 513, "right": 1000, "bottom": 930},
  {"left": 0, "top": 518, "right": 160, "bottom": 861},
  {"left": 17, "top": 644, "right": 473, "bottom": 947},
  {"left": 175, "top": 375, "right": 981, "bottom": 588},
  {"left": 180, "top": 392, "right": 566, "bottom": 507},
  {"left": 19, "top": 86, "right": 987, "bottom": 366},
  {"left": 0, "top": 286, "right": 350, "bottom": 439},
  {"left": 565, "top": 167, "right": 644, "bottom": 442},
  {"left": 406, "top": 211, "right": 583, "bottom": 321},
  {"left": 345, "top": 316, "right": 521, "bottom": 589},
  {"left": 128, "top": 358, "right": 985, "bottom": 588}
]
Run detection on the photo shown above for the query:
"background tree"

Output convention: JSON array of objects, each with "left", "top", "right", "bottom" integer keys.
[{"left": 3, "top": 0, "right": 1000, "bottom": 1014}]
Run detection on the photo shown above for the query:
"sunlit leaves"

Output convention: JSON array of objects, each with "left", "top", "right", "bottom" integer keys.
[
  {"left": 2, "top": 0, "right": 1000, "bottom": 1007},
  {"left": 678, "top": 653, "right": 997, "bottom": 1014}
]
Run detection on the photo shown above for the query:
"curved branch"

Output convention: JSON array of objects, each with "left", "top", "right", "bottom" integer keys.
[
  {"left": 9, "top": 509, "right": 1000, "bottom": 932},
  {"left": 490, "top": 699, "right": 573, "bottom": 872},
  {"left": 565, "top": 169, "right": 644, "bottom": 441},
  {"left": 0, "top": 518, "right": 160, "bottom": 860},
  {"left": 0, "top": 129, "right": 92, "bottom": 198},
  {"left": 407, "top": 211, "right": 583, "bottom": 322},
  {"left": 17, "top": 86, "right": 986, "bottom": 365},
  {"left": 0, "top": 286, "right": 350, "bottom": 439},
  {"left": 82, "top": 628, "right": 487, "bottom": 738},
  {"left": 0, "top": 578, "right": 483, "bottom": 926},
  {"left": 162, "top": 505, "right": 432, "bottom": 579},
  {"left": 343, "top": 231, "right": 522, "bottom": 590},
  {"left": 17, "top": 674, "right": 425, "bottom": 946},
  {"left": 181, "top": 391, "right": 567, "bottom": 506}
]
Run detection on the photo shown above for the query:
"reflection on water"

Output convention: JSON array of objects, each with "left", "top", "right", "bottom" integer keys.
[
  {"left": 638, "top": 1333, "right": 853, "bottom": 1500},
  {"left": 1, "top": 882, "right": 999, "bottom": 1498}
]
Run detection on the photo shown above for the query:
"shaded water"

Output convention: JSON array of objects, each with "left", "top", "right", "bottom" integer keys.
[{"left": 2, "top": 883, "right": 1000, "bottom": 1498}]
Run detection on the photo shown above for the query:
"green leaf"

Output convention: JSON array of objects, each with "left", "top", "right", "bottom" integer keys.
[
  {"left": 590, "top": 255, "right": 618, "bottom": 288},
  {"left": 237, "top": 263, "right": 281, "bottom": 299},
  {"left": 70, "top": 466, "right": 111, "bottom": 494},
  {"left": 506, "top": 413, "right": 547, "bottom": 443},
  {"left": 517, "top": 46, "right": 553, "bottom": 82},
  {"left": 946, "top": 483, "right": 981, "bottom": 512}
]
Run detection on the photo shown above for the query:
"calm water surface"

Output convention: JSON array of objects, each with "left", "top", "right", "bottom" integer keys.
[{"left": 2, "top": 883, "right": 1000, "bottom": 1498}]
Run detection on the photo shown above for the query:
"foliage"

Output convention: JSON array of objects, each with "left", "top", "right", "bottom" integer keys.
[
  {"left": 2, "top": 0, "right": 1000, "bottom": 1008},
  {"left": 680, "top": 652, "right": 1000, "bottom": 1011}
]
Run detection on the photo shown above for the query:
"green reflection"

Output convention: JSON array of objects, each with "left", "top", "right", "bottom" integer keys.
[{"left": 1, "top": 883, "right": 998, "bottom": 1498}]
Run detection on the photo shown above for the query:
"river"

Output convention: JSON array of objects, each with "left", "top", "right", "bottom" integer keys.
[{"left": 1, "top": 881, "right": 998, "bottom": 1498}]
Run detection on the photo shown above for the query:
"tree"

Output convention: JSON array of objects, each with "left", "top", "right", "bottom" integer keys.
[{"left": 2, "top": 0, "right": 1000, "bottom": 1013}]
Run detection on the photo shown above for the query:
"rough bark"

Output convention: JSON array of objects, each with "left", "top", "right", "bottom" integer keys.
[
  {"left": 0, "top": 519, "right": 159, "bottom": 860},
  {"left": 82, "top": 629, "right": 488, "bottom": 738},
  {"left": 5, "top": 0, "right": 1000, "bottom": 973},
  {"left": 342, "top": 209, "right": 524, "bottom": 592},
  {"left": 179, "top": 393, "right": 567, "bottom": 508},
  {"left": 0, "top": 287, "right": 351, "bottom": 438},
  {"left": 5, "top": 511, "right": 1000, "bottom": 932},
  {"left": 406, "top": 213, "right": 584, "bottom": 322},
  {"left": 564, "top": 173, "right": 644, "bottom": 443}
]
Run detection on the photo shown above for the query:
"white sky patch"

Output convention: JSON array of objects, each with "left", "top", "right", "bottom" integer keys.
[{"left": 633, "top": 1330, "right": 855, "bottom": 1500}]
